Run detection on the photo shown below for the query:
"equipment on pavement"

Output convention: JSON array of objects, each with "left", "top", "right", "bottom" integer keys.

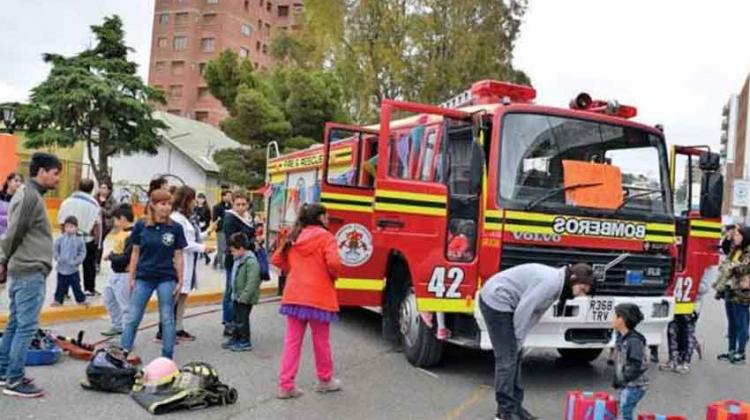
[
  {"left": 131, "top": 360, "right": 238, "bottom": 415},
  {"left": 638, "top": 415, "right": 687, "bottom": 420},
  {"left": 706, "top": 400, "right": 750, "bottom": 420},
  {"left": 80, "top": 344, "right": 138, "bottom": 393}
]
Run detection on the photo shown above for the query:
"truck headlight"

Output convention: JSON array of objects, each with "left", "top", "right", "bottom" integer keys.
[{"left": 652, "top": 301, "right": 670, "bottom": 318}]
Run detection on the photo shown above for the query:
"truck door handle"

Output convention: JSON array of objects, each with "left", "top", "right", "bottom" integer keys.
[{"left": 376, "top": 218, "right": 405, "bottom": 229}]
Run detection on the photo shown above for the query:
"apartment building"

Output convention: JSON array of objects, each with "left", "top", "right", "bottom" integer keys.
[{"left": 149, "top": 0, "right": 302, "bottom": 127}]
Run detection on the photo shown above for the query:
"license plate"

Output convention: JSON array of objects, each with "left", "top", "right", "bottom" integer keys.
[{"left": 587, "top": 297, "right": 615, "bottom": 322}]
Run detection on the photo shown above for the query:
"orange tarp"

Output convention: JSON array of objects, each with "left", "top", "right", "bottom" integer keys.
[
  {"left": 562, "top": 160, "right": 623, "bottom": 210},
  {"left": 0, "top": 134, "right": 18, "bottom": 183}
]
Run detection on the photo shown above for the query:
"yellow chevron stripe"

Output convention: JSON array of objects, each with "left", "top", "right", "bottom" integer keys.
[
  {"left": 646, "top": 223, "right": 675, "bottom": 233},
  {"left": 644, "top": 234, "right": 675, "bottom": 243},
  {"left": 376, "top": 189, "right": 447, "bottom": 204},
  {"left": 485, "top": 209, "right": 502, "bottom": 218},
  {"left": 374, "top": 203, "right": 446, "bottom": 216},
  {"left": 336, "top": 278, "right": 385, "bottom": 291},
  {"left": 504, "top": 224, "right": 555, "bottom": 234},
  {"left": 321, "top": 192, "right": 374, "bottom": 203},
  {"left": 324, "top": 203, "right": 374, "bottom": 213},
  {"left": 690, "top": 230, "right": 722, "bottom": 239},
  {"left": 417, "top": 298, "right": 474, "bottom": 313},
  {"left": 505, "top": 210, "right": 555, "bottom": 222},
  {"left": 690, "top": 220, "right": 722, "bottom": 229},
  {"left": 484, "top": 223, "right": 504, "bottom": 231},
  {"left": 674, "top": 302, "right": 695, "bottom": 315}
]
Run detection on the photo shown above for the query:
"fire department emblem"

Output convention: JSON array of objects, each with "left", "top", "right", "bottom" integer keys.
[{"left": 336, "top": 223, "right": 373, "bottom": 267}]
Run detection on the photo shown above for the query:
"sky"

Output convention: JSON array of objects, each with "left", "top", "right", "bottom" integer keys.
[{"left": 1, "top": 0, "right": 750, "bottom": 154}]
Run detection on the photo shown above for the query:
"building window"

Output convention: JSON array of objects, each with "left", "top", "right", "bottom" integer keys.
[
  {"left": 175, "top": 12, "right": 189, "bottom": 25},
  {"left": 278, "top": 5, "right": 289, "bottom": 17},
  {"left": 169, "top": 85, "right": 183, "bottom": 98},
  {"left": 293, "top": 3, "right": 303, "bottom": 13},
  {"left": 262, "top": 44, "right": 267, "bottom": 55},
  {"left": 244, "top": 0, "right": 249, "bottom": 11},
  {"left": 154, "top": 61, "right": 166, "bottom": 73},
  {"left": 264, "top": 23, "right": 271, "bottom": 37},
  {"left": 173, "top": 36, "right": 188, "bottom": 51},
  {"left": 254, "top": 62, "right": 259, "bottom": 69},
  {"left": 159, "top": 13, "right": 169, "bottom": 25},
  {"left": 171, "top": 61, "right": 185, "bottom": 76},
  {"left": 259, "top": 0, "right": 263, "bottom": 6},
  {"left": 279, "top": 26, "right": 287, "bottom": 31},
  {"left": 203, "top": 13, "right": 217, "bottom": 24},
  {"left": 239, "top": 47, "right": 250, "bottom": 59},
  {"left": 195, "top": 111, "right": 209, "bottom": 122},
  {"left": 158, "top": 37, "right": 168, "bottom": 48},
  {"left": 168, "top": 109, "right": 181, "bottom": 116},
  {"left": 257, "top": 19, "right": 262, "bottom": 34},
  {"left": 266, "top": 2, "right": 272, "bottom": 12},
  {"left": 198, "top": 62, "right": 207, "bottom": 75},
  {"left": 201, "top": 37, "right": 216, "bottom": 52},
  {"left": 197, "top": 86, "right": 210, "bottom": 99},
  {"left": 256, "top": 41, "right": 261, "bottom": 51},
  {"left": 241, "top": 24, "right": 253, "bottom": 37}
]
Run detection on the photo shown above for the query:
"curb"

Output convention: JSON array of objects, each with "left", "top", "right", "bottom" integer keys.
[{"left": 0, "top": 286, "right": 278, "bottom": 328}]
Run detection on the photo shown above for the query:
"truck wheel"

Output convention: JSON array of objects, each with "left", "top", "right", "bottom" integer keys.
[
  {"left": 557, "top": 348, "right": 603, "bottom": 364},
  {"left": 399, "top": 287, "right": 444, "bottom": 367}
]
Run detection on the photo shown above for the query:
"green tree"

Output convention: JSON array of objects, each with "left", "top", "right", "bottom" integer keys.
[
  {"left": 19, "top": 16, "right": 166, "bottom": 184},
  {"left": 286, "top": 0, "right": 529, "bottom": 122},
  {"left": 204, "top": 50, "right": 346, "bottom": 187}
]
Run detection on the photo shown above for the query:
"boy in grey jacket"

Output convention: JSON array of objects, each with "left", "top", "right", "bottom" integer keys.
[
  {"left": 52, "top": 216, "right": 87, "bottom": 306},
  {"left": 0, "top": 152, "right": 61, "bottom": 398},
  {"left": 479, "top": 263, "right": 594, "bottom": 420},
  {"left": 612, "top": 303, "right": 648, "bottom": 420}
]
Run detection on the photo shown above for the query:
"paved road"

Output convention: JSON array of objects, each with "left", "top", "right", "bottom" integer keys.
[{"left": 0, "top": 295, "right": 748, "bottom": 419}]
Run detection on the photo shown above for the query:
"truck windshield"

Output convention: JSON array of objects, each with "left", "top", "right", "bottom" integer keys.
[{"left": 499, "top": 113, "right": 670, "bottom": 216}]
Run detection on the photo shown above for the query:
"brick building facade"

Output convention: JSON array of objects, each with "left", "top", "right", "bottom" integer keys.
[{"left": 149, "top": 0, "right": 302, "bottom": 127}]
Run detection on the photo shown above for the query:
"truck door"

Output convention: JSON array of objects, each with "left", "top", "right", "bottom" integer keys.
[
  {"left": 670, "top": 146, "right": 723, "bottom": 314},
  {"left": 375, "top": 100, "right": 482, "bottom": 314},
  {"left": 322, "top": 123, "right": 387, "bottom": 306}
]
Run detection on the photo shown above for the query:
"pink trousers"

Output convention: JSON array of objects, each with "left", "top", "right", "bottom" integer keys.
[{"left": 278, "top": 316, "right": 334, "bottom": 391}]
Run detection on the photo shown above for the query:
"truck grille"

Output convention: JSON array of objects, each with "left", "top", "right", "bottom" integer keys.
[{"left": 500, "top": 245, "right": 672, "bottom": 296}]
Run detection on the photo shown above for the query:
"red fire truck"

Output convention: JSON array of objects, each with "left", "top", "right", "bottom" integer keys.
[{"left": 264, "top": 80, "right": 723, "bottom": 367}]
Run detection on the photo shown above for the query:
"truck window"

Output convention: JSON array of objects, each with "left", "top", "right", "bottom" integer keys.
[
  {"left": 389, "top": 126, "right": 426, "bottom": 180},
  {"left": 326, "top": 129, "right": 376, "bottom": 189}
]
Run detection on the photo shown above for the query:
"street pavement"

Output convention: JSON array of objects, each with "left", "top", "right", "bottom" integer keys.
[{"left": 0, "top": 293, "right": 749, "bottom": 419}]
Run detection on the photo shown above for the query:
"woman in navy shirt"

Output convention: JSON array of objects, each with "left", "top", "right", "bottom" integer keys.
[{"left": 121, "top": 189, "right": 187, "bottom": 359}]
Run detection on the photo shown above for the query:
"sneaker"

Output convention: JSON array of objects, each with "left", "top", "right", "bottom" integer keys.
[
  {"left": 50, "top": 301, "right": 62, "bottom": 307},
  {"left": 230, "top": 341, "right": 253, "bottom": 352},
  {"left": 519, "top": 407, "right": 539, "bottom": 420},
  {"left": 675, "top": 363, "right": 691, "bottom": 374},
  {"left": 3, "top": 381, "right": 44, "bottom": 398},
  {"left": 315, "top": 378, "right": 342, "bottom": 393},
  {"left": 658, "top": 361, "right": 677, "bottom": 372},
  {"left": 277, "top": 387, "right": 303, "bottom": 399},
  {"left": 177, "top": 330, "right": 196, "bottom": 342},
  {"left": 718, "top": 352, "right": 734, "bottom": 362},
  {"left": 731, "top": 353, "right": 747, "bottom": 365},
  {"left": 0, "top": 376, "right": 33, "bottom": 387},
  {"left": 436, "top": 328, "right": 451, "bottom": 341},
  {"left": 101, "top": 328, "right": 123, "bottom": 337},
  {"left": 221, "top": 339, "right": 237, "bottom": 350},
  {"left": 495, "top": 412, "right": 524, "bottom": 420}
]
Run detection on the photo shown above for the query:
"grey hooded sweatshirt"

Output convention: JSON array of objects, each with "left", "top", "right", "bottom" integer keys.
[{"left": 480, "top": 263, "right": 565, "bottom": 345}]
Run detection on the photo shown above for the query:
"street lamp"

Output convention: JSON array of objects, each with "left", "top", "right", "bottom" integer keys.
[{"left": 0, "top": 105, "right": 15, "bottom": 133}]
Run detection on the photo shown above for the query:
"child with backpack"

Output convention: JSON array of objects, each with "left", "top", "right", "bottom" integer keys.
[
  {"left": 612, "top": 303, "right": 649, "bottom": 420},
  {"left": 101, "top": 204, "right": 134, "bottom": 337},
  {"left": 52, "top": 216, "right": 88, "bottom": 306},
  {"left": 222, "top": 232, "right": 262, "bottom": 352}
]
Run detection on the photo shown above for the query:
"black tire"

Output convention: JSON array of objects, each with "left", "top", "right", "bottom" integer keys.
[
  {"left": 225, "top": 387, "right": 238, "bottom": 404},
  {"left": 557, "top": 348, "right": 603, "bottom": 364},
  {"left": 400, "top": 288, "right": 444, "bottom": 367}
]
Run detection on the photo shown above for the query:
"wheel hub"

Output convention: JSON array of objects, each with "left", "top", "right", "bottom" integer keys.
[{"left": 399, "top": 290, "right": 419, "bottom": 348}]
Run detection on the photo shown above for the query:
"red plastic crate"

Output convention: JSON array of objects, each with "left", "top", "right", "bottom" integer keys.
[
  {"left": 638, "top": 414, "right": 687, "bottom": 420},
  {"left": 564, "top": 391, "right": 618, "bottom": 420},
  {"left": 706, "top": 400, "right": 750, "bottom": 420}
]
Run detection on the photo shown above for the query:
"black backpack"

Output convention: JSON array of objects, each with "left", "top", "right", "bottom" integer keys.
[{"left": 81, "top": 345, "right": 138, "bottom": 393}]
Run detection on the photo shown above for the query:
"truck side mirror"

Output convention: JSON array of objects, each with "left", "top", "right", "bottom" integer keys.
[{"left": 700, "top": 171, "right": 723, "bottom": 218}]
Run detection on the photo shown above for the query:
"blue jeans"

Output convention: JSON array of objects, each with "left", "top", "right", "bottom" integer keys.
[
  {"left": 54, "top": 271, "right": 86, "bottom": 304},
  {"left": 726, "top": 293, "right": 738, "bottom": 352},
  {"left": 619, "top": 387, "right": 646, "bottom": 420},
  {"left": 734, "top": 303, "right": 750, "bottom": 355},
  {"left": 121, "top": 279, "right": 176, "bottom": 359},
  {"left": 222, "top": 266, "right": 234, "bottom": 325},
  {"left": 0, "top": 272, "right": 47, "bottom": 383}
]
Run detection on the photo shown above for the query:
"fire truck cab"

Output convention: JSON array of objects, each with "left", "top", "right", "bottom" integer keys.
[{"left": 265, "top": 80, "right": 723, "bottom": 367}]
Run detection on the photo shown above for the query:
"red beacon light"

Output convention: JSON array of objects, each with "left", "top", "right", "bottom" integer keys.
[
  {"left": 569, "top": 92, "right": 638, "bottom": 119},
  {"left": 471, "top": 80, "right": 536, "bottom": 105}
]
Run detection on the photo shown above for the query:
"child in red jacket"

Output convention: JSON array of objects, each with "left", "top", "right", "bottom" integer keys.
[{"left": 271, "top": 204, "right": 342, "bottom": 399}]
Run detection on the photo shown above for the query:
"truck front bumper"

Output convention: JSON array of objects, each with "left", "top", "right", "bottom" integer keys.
[{"left": 475, "top": 295, "right": 674, "bottom": 351}]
